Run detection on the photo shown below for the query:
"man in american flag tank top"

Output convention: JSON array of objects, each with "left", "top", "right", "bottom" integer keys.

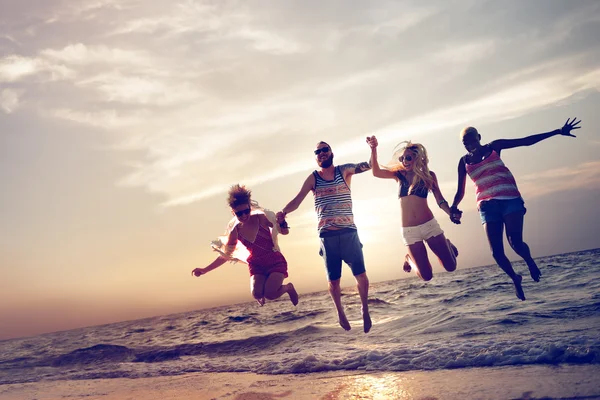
[
  {"left": 278, "top": 141, "right": 373, "bottom": 333},
  {"left": 451, "top": 118, "right": 582, "bottom": 301}
]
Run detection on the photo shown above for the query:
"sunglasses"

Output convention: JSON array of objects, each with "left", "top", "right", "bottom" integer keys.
[
  {"left": 314, "top": 147, "right": 330, "bottom": 155},
  {"left": 235, "top": 208, "right": 251, "bottom": 217},
  {"left": 399, "top": 154, "right": 413, "bottom": 163}
]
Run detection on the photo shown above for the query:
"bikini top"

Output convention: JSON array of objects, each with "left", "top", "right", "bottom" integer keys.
[{"left": 397, "top": 172, "right": 429, "bottom": 198}]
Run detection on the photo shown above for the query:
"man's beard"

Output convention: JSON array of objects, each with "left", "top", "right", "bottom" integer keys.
[{"left": 318, "top": 154, "right": 334, "bottom": 168}]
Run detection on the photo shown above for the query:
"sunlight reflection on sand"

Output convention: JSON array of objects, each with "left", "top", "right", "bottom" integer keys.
[{"left": 322, "top": 373, "right": 426, "bottom": 400}]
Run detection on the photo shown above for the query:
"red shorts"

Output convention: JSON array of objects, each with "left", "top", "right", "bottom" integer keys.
[{"left": 248, "top": 251, "right": 288, "bottom": 278}]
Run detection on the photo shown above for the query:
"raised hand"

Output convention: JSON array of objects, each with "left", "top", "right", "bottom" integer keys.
[
  {"left": 366, "top": 135, "right": 378, "bottom": 149},
  {"left": 191, "top": 268, "right": 205, "bottom": 277},
  {"left": 560, "top": 117, "right": 581, "bottom": 137}
]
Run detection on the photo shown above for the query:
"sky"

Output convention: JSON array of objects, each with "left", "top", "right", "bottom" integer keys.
[{"left": 1, "top": 0, "right": 599, "bottom": 340}]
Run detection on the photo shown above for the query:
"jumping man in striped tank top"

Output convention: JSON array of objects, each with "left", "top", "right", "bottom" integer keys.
[
  {"left": 277, "top": 141, "right": 373, "bottom": 333},
  {"left": 451, "top": 118, "right": 582, "bottom": 301}
]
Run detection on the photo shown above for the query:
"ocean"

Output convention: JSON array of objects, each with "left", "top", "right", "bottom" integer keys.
[{"left": 1, "top": 248, "right": 599, "bottom": 386}]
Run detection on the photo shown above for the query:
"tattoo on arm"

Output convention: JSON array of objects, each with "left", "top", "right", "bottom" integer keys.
[{"left": 343, "top": 161, "right": 372, "bottom": 174}]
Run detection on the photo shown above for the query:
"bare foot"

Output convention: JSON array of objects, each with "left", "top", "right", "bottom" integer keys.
[
  {"left": 287, "top": 283, "right": 299, "bottom": 306},
  {"left": 256, "top": 297, "right": 265, "bottom": 306},
  {"left": 527, "top": 262, "right": 542, "bottom": 282},
  {"left": 448, "top": 239, "right": 459, "bottom": 257},
  {"left": 338, "top": 313, "right": 351, "bottom": 331},
  {"left": 403, "top": 254, "right": 411, "bottom": 273},
  {"left": 513, "top": 274, "right": 526, "bottom": 301},
  {"left": 362, "top": 308, "right": 372, "bottom": 334}
]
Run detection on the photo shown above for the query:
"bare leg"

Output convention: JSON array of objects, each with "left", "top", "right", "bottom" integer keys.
[
  {"left": 448, "top": 239, "right": 459, "bottom": 257},
  {"left": 484, "top": 221, "right": 525, "bottom": 301},
  {"left": 286, "top": 283, "right": 299, "bottom": 306},
  {"left": 406, "top": 241, "right": 433, "bottom": 281},
  {"left": 250, "top": 274, "right": 267, "bottom": 306},
  {"left": 329, "top": 279, "right": 351, "bottom": 331},
  {"left": 426, "top": 233, "right": 457, "bottom": 272},
  {"left": 355, "top": 272, "right": 371, "bottom": 333},
  {"left": 504, "top": 212, "right": 541, "bottom": 282},
  {"left": 263, "top": 272, "right": 298, "bottom": 305}
]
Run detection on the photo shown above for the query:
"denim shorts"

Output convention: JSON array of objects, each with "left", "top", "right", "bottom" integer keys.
[
  {"left": 318, "top": 229, "right": 366, "bottom": 281},
  {"left": 478, "top": 197, "right": 527, "bottom": 225}
]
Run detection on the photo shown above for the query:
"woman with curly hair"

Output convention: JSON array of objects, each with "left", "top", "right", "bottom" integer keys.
[
  {"left": 366, "top": 136, "right": 458, "bottom": 281},
  {"left": 192, "top": 184, "right": 298, "bottom": 307}
]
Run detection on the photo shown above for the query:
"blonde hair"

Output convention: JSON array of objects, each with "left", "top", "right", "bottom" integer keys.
[{"left": 387, "top": 141, "right": 436, "bottom": 191}]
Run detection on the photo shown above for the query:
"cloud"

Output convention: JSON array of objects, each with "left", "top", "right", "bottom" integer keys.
[
  {"left": 518, "top": 161, "right": 600, "bottom": 198},
  {"left": 76, "top": 72, "right": 199, "bottom": 105},
  {"left": 234, "top": 28, "right": 308, "bottom": 55},
  {"left": 161, "top": 61, "right": 599, "bottom": 207},
  {"left": 2, "top": 0, "right": 598, "bottom": 210},
  {"left": 371, "top": 63, "right": 600, "bottom": 148},
  {"left": 0, "top": 56, "right": 40, "bottom": 82},
  {"left": 112, "top": 3, "right": 307, "bottom": 55},
  {"left": 50, "top": 108, "right": 150, "bottom": 130},
  {"left": 0, "top": 89, "right": 21, "bottom": 113},
  {"left": 432, "top": 39, "right": 497, "bottom": 65},
  {"left": 0, "top": 55, "right": 73, "bottom": 83},
  {"left": 44, "top": 0, "right": 136, "bottom": 23},
  {"left": 41, "top": 44, "right": 153, "bottom": 67},
  {"left": 0, "top": 34, "right": 20, "bottom": 46}
]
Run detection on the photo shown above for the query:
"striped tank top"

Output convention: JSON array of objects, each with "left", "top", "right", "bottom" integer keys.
[
  {"left": 313, "top": 166, "right": 357, "bottom": 235},
  {"left": 465, "top": 148, "right": 521, "bottom": 206}
]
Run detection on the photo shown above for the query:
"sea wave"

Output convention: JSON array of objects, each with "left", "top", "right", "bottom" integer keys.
[
  {"left": 1, "top": 249, "right": 599, "bottom": 385},
  {"left": 1, "top": 330, "right": 598, "bottom": 384}
]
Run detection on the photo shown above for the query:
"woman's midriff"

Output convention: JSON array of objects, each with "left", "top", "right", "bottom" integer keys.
[{"left": 400, "top": 196, "right": 434, "bottom": 227}]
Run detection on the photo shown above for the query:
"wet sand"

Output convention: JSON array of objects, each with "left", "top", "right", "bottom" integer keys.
[{"left": 1, "top": 364, "right": 598, "bottom": 400}]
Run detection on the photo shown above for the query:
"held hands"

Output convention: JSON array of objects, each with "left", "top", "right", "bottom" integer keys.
[
  {"left": 366, "top": 135, "right": 378, "bottom": 149},
  {"left": 560, "top": 117, "right": 582, "bottom": 137},
  {"left": 191, "top": 267, "right": 205, "bottom": 277},
  {"left": 450, "top": 206, "right": 462, "bottom": 225},
  {"left": 276, "top": 211, "right": 286, "bottom": 224},
  {"left": 276, "top": 211, "right": 289, "bottom": 230}
]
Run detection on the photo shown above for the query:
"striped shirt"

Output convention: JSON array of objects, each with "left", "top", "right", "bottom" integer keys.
[
  {"left": 313, "top": 166, "right": 357, "bottom": 235},
  {"left": 465, "top": 149, "right": 521, "bottom": 206}
]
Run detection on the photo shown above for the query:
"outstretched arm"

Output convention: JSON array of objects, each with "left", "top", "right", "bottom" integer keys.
[
  {"left": 430, "top": 171, "right": 452, "bottom": 217},
  {"left": 192, "top": 229, "right": 238, "bottom": 277},
  {"left": 450, "top": 158, "right": 467, "bottom": 224},
  {"left": 490, "top": 117, "right": 581, "bottom": 152},
  {"left": 280, "top": 174, "right": 314, "bottom": 216},
  {"left": 340, "top": 160, "right": 372, "bottom": 177},
  {"left": 366, "top": 135, "right": 398, "bottom": 180}
]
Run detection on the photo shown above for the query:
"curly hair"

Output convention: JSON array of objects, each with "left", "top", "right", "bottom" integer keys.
[
  {"left": 387, "top": 141, "right": 436, "bottom": 191},
  {"left": 227, "top": 184, "right": 252, "bottom": 208}
]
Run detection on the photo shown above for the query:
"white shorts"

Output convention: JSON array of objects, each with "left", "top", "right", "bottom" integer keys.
[{"left": 401, "top": 218, "right": 444, "bottom": 246}]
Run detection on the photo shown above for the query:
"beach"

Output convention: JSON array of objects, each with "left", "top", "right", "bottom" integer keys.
[
  {"left": 1, "top": 250, "right": 599, "bottom": 399},
  {"left": 2, "top": 364, "right": 599, "bottom": 400}
]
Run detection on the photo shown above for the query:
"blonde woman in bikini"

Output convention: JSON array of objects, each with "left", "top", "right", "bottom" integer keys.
[
  {"left": 366, "top": 135, "right": 458, "bottom": 281},
  {"left": 192, "top": 184, "right": 298, "bottom": 307},
  {"left": 450, "top": 118, "right": 582, "bottom": 301}
]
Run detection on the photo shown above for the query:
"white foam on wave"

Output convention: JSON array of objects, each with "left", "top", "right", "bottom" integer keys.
[{"left": 1, "top": 249, "right": 599, "bottom": 384}]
